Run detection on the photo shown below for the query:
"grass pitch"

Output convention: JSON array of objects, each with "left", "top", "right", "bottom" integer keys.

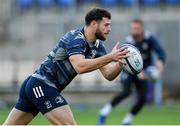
[{"left": 0, "top": 104, "right": 180, "bottom": 125}]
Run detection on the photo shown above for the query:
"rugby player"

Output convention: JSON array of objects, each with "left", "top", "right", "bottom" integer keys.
[
  {"left": 3, "top": 8, "right": 129, "bottom": 125},
  {"left": 98, "top": 19, "right": 166, "bottom": 125}
]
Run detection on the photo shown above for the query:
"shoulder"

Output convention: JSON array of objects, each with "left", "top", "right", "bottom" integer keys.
[
  {"left": 62, "top": 28, "right": 85, "bottom": 42},
  {"left": 72, "top": 28, "right": 85, "bottom": 40},
  {"left": 144, "top": 30, "right": 158, "bottom": 42},
  {"left": 62, "top": 28, "right": 87, "bottom": 47},
  {"left": 68, "top": 28, "right": 85, "bottom": 41},
  {"left": 144, "top": 30, "right": 152, "bottom": 39}
]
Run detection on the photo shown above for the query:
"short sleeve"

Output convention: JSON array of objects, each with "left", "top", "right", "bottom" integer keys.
[{"left": 66, "top": 38, "right": 86, "bottom": 57}]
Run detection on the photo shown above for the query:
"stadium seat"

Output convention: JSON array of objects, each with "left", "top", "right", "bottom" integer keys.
[
  {"left": 100, "top": 0, "right": 118, "bottom": 6},
  {"left": 56, "top": 0, "right": 75, "bottom": 8},
  {"left": 79, "top": 0, "right": 96, "bottom": 3},
  {"left": 37, "top": 0, "right": 54, "bottom": 8},
  {"left": 121, "top": 0, "right": 137, "bottom": 6},
  {"left": 166, "top": 0, "right": 179, "bottom": 5},
  {"left": 143, "top": 0, "right": 160, "bottom": 5},
  {"left": 17, "top": 0, "right": 33, "bottom": 9}
]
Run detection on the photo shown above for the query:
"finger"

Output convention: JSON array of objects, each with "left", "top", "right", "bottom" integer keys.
[
  {"left": 119, "top": 46, "right": 128, "bottom": 51},
  {"left": 118, "top": 60, "right": 127, "bottom": 65},
  {"left": 120, "top": 49, "right": 129, "bottom": 55},
  {"left": 117, "top": 54, "right": 129, "bottom": 59},
  {"left": 117, "top": 47, "right": 129, "bottom": 54},
  {"left": 113, "top": 42, "right": 120, "bottom": 49},
  {"left": 117, "top": 49, "right": 129, "bottom": 56}
]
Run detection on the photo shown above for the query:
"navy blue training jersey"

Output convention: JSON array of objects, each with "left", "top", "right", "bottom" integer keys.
[
  {"left": 32, "top": 28, "right": 107, "bottom": 91},
  {"left": 125, "top": 31, "right": 166, "bottom": 69}
]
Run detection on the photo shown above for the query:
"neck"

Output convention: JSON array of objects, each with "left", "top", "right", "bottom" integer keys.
[{"left": 84, "top": 26, "right": 96, "bottom": 44}]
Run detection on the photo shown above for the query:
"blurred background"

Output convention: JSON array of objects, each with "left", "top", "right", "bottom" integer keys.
[{"left": 0, "top": 0, "right": 180, "bottom": 125}]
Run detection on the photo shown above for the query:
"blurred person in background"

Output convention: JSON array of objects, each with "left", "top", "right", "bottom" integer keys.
[
  {"left": 3, "top": 8, "right": 129, "bottom": 125},
  {"left": 98, "top": 19, "right": 166, "bottom": 125}
]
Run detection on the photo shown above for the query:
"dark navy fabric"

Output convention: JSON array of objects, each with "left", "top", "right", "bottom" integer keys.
[
  {"left": 15, "top": 76, "right": 39, "bottom": 116},
  {"left": 120, "top": 31, "right": 166, "bottom": 89},
  {"left": 124, "top": 31, "right": 166, "bottom": 69},
  {"left": 32, "top": 28, "right": 107, "bottom": 92},
  {"left": 15, "top": 27, "right": 107, "bottom": 115},
  {"left": 110, "top": 31, "right": 165, "bottom": 113},
  {"left": 15, "top": 76, "right": 68, "bottom": 115}
]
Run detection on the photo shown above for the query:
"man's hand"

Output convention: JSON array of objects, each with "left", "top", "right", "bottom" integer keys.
[
  {"left": 99, "top": 43, "right": 129, "bottom": 81},
  {"left": 110, "top": 42, "right": 129, "bottom": 62},
  {"left": 69, "top": 42, "right": 129, "bottom": 74},
  {"left": 156, "top": 60, "right": 164, "bottom": 74},
  {"left": 137, "top": 70, "right": 146, "bottom": 80}
]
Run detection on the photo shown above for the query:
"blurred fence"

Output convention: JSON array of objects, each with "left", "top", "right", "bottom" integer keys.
[
  {"left": 0, "top": 0, "right": 180, "bottom": 101},
  {"left": 0, "top": 59, "right": 120, "bottom": 91}
]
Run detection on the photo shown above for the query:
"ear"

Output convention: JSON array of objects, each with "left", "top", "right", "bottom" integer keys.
[{"left": 91, "top": 20, "right": 98, "bottom": 27}]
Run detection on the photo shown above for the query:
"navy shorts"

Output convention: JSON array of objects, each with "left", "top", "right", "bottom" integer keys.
[{"left": 15, "top": 76, "right": 68, "bottom": 116}]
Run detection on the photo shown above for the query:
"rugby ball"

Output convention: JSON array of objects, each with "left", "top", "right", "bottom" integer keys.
[{"left": 122, "top": 44, "right": 143, "bottom": 75}]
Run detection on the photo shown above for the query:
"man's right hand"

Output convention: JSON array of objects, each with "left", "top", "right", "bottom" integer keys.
[
  {"left": 69, "top": 42, "right": 129, "bottom": 74},
  {"left": 110, "top": 42, "right": 129, "bottom": 63}
]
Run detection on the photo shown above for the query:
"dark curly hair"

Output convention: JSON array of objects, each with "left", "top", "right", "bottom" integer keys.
[{"left": 85, "top": 8, "right": 111, "bottom": 26}]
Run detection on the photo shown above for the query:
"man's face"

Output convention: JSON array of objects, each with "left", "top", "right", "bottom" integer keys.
[
  {"left": 131, "top": 22, "right": 144, "bottom": 42},
  {"left": 95, "top": 17, "right": 111, "bottom": 41}
]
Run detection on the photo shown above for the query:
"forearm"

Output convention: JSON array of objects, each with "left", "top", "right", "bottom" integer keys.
[
  {"left": 100, "top": 62, "right": 123, "bottom": 81},
  {"left": 69, "top": 43, "right": 129, "bottom": 74},
  {"left": 109, "top": 63, "right": 123, "bottom": 80},
  {"left": 71, "top": 53, "right": 113, "bottom": 74}
]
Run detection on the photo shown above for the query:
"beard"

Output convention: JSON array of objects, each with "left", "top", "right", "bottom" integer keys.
[
  {"left": 132, "top": 33, "right": 143, "bottom": 42},
  {"left": 95, "top": 28, "right": 106, "bottom": 41}
]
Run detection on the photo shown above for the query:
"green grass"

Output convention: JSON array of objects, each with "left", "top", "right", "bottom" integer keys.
[{"left": 0, "top": 104, "right": 180, "bottom": 125}]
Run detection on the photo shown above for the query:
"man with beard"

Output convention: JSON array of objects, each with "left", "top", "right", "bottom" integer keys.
[
  {"left": 98, "top": 19, "right": 166, "bottom": 125},
  {"left": 3, "top": 8, "right": 129, "bottom": 125}
]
